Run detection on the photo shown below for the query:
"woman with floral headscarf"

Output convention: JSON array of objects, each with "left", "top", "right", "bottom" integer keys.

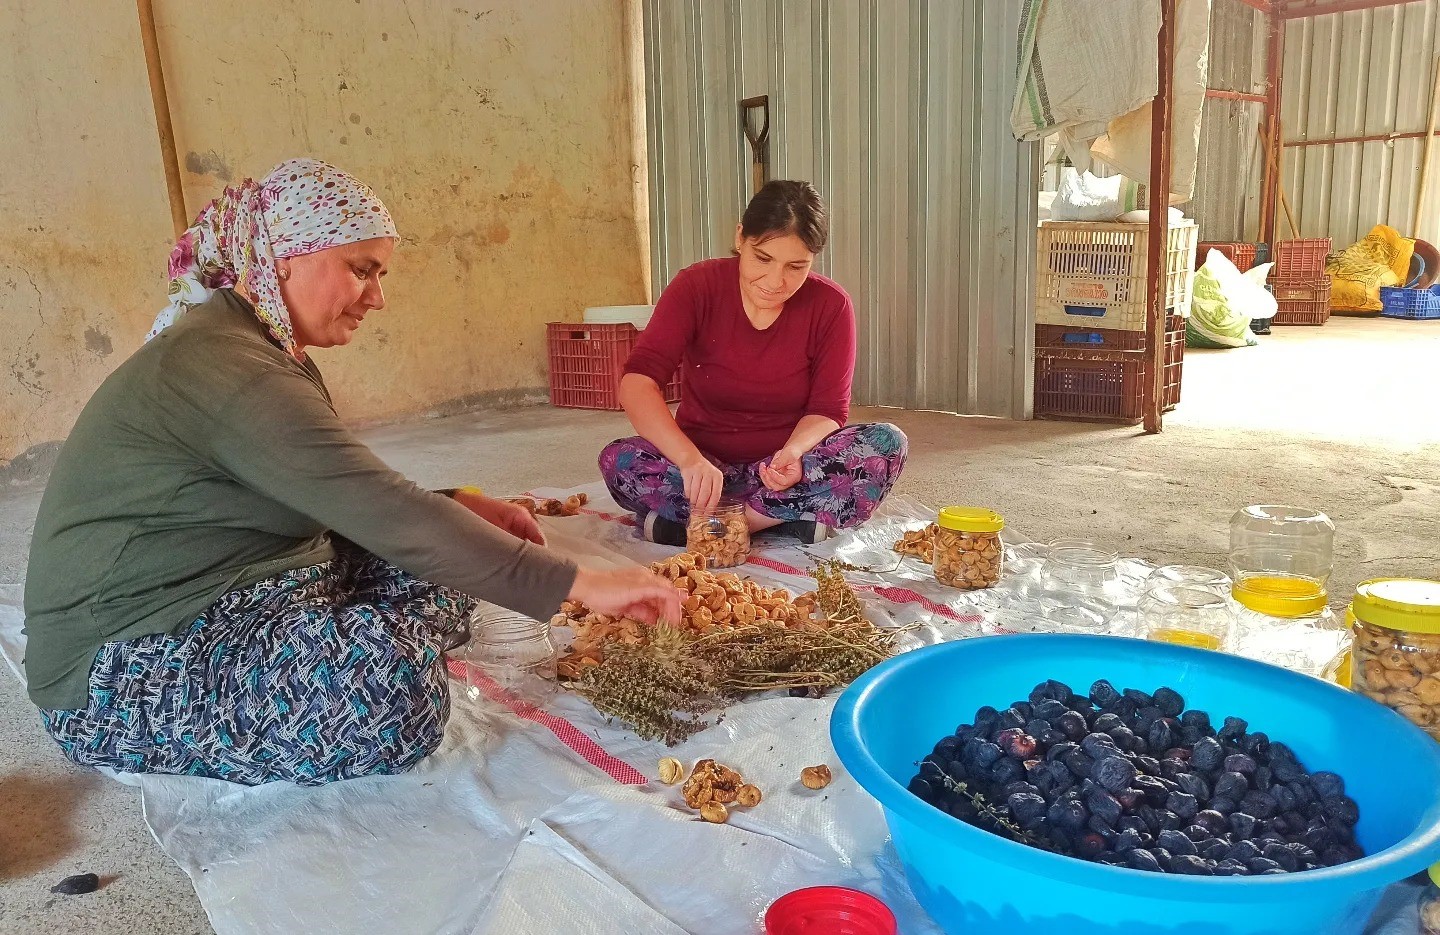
[{"left": 23, "top": 158, "right": 680, "bottom": 785}]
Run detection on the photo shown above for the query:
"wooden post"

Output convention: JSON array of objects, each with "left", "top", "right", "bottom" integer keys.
[
  {"left": 136, "top": 0, "right": 188, "bottom": 239},
  {"left": 1414, "top": 55, "right": 1440, "bottom": 236},
  {"left": 1144, "top": 0, "right": 1177, "bottom": 434},
  {"left": 1260, "top": 10, "right": 1285, "bottom": 248},
  {"left": 1259, "top": 123, "right": 1301, "bottom": 237}
]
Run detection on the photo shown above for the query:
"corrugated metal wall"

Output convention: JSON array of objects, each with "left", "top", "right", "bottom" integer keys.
[
  {"left": 1188, "top": 0, "right": 1269, "bottom": 241},
  {"left": 1282, "top": 1, "right": 1440, "bottom": 247},
  {"left": 642, "top": 0, "right": 1040, "bottom": 418}
]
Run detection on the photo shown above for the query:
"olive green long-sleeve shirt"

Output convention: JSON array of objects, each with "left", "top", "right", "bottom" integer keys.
[{"left": 23, "top": 290, "right": 576, "bottom": 709}]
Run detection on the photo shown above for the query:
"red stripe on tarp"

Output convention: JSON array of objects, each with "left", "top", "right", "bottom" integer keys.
[
  {"left": 582, "top": 508, "right": 636, "bottom": 527},
  {"left": 446, "top": 658, "right": 648, "bottom": 786}
]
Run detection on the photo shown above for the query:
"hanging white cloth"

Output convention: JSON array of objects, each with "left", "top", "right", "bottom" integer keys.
[{"left": 1012, "top": 0, "right": 1211, "bottom": 203}]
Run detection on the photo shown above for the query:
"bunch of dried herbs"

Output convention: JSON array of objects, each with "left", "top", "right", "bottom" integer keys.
[{"left": 571, "top": 561, "right": 903, "bottom": 745}]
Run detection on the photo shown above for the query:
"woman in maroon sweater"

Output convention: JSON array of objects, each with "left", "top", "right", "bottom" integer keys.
[{"left": 599, "top": 181, "right": 907, "bottom": 545}]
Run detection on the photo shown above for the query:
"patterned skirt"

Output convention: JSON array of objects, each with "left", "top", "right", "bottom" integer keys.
[
  {"left": 598, "top": 422, "right": 909, "bottom": 528},
  {"left": 40, "top": 542, "right": 475, "bottom": 786}
]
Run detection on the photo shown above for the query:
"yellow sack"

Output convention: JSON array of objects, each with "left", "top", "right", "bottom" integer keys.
[{"left": 1327, "top": 225, "right": 1415, "bottom": 312}]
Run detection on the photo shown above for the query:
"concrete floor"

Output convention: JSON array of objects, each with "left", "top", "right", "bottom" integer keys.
[{"left": 2, "top": 317, "right": 1438, "bottom": 934}]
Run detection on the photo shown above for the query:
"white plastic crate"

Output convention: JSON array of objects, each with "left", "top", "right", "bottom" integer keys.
[{"left": 1035, "top": 220, "right": 1197, "bottom": 332}]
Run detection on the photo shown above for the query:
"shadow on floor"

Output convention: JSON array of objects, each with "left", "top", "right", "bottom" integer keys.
[{"left": 0, "top": 770, "right": 96, "bottom": 882}]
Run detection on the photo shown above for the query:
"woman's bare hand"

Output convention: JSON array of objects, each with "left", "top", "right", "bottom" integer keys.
[
  {"left": 758, "top": 448, "right": 804, "bottom": 492},
  {"left": 567, "top": 566, "right": 684, "bottom": 626},
  {"left": 679, "top": 456, "right": 725, "bottom": 517},
  {"left": 453, "top": 489, "right": 545, "bottom": 545}
]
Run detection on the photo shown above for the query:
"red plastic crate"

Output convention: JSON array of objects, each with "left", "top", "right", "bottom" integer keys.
[
  {"left": 1271, "top": 279, "right": 1331, "bottom": 326},
  {"left": 1034, "top": 315, "right": 1184, "bottom": 424},
  {"left": 1195, "top": 242, "right": 1258, "bottom": 272},
  {"left": 1273, "top": 239, "right": 1332, "bottom": 280},
  {"left": 546, "top": 322, "right": 681, "bottom": 411}
]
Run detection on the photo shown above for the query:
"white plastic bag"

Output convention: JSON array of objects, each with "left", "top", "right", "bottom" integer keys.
[
  {"left": 1187, "top": 251, "right": 1276, "bottom": 348},
  {"left": 1240, "top": 262, "right": 1278, "bottom": 322},
  {"left": 1050, "top": 170, "right": 1131, "bottom": 222}
]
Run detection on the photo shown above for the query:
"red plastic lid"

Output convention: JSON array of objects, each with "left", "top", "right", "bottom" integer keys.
[{"left": 764, "top": 886, "right": 897, "bottom": 935}]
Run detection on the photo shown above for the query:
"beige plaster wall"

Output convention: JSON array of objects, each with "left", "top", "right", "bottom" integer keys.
[
  {"left": 0, "top": 1, "right": 175, "bottom": 468},
  {"left": 0, "top": 0, "right": 649, "bottom": 466}
]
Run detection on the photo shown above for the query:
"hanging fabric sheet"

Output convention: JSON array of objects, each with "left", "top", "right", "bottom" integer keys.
[{"left": 1012, "top": 0, "right": 1211, "bottom": 203}]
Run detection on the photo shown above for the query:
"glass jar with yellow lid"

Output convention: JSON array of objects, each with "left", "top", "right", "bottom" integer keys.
[
  {"left": 1349, "top": 577, "right": 1440, "bottom": 741},
  {"left": 1139, "top": 585, "right": 1236, "bottom": 651},
  {"left": 1229, "top": 505, "right": 1335, "bottom": 619},
  {"left": 1421, "top": 861, "right": 1440, "bottom": 934},
  {"left": 932, "top": 507, "right": 1004, "bottom": 590}
]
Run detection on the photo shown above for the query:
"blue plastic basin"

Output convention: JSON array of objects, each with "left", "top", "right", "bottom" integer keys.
[{"left": 831, "top": 635, "right": 1440, "bottom": 935}]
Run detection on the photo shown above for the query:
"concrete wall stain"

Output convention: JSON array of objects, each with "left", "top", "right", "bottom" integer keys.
[
  {"left": 1, "top": 0, "right": 650, "bottom": 462},
  {"left": 183, "top": 149, "right": 233, "bottom": 182},
  {"left": 82, "top": 327, "right": 113, "bottom": 357}
]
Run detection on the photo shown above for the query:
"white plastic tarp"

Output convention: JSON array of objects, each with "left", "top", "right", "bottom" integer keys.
[{"left": 0, "top": 486, "right": 1414, "bottom": 934}]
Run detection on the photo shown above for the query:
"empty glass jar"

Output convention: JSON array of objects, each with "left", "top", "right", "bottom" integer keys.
[
  {"left": 1229, "top": 505, "right": 1335, "bottom": 618},
  {"left": 1139, "top": 585, "right": 1236, "bottom": 651},
  {"left": 459, "top": 604, "right": 559, "bottom": 709},
  {"left": 1041, "top": 540, "right": 1120, "bottom": 598},
  {"left": 1145, "top": 564, "right": 1231, "bottom": 596}
]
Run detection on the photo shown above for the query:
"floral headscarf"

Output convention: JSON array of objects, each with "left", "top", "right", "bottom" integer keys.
[{"left": 146, "top": 158, "right": 398, "bottom": 357}]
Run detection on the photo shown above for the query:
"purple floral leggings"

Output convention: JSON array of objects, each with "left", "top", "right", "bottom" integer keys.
[{"left": 598, "top": 423, "right": 908, "bottom": 528}]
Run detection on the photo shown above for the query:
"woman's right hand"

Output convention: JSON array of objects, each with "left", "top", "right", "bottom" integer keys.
[
  {"left": 679, "top": 456, "right": 725, "bottom": 517},
  {"left": 568, "top": 566, "right": 684, "bottom": 626}
]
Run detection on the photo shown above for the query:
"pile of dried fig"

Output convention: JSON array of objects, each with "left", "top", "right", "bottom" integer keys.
[
  {"left": 555, "top": 552, "right": 819, "bottom": 679},
  {"left": 660, "top": 757, "right": 763, "bottom": 824}
]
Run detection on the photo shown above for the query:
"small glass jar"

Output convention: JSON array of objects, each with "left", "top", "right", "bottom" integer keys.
[
  {"left": 1139, "top": 585, "right": 1236, "bottom": 651},
  {"left": 1040, "top": 540, "right": 1120, "bottom": 597},
  {"left": 1229, "top": 505, "right": 1335, "bottom": 618},
  {"left": 932, "top": 507, "right": 1004, "bottom": 590},
  {"left": 1145, "top": 564, "right": 1231, "bottom": 596},
  {"left": 1348, "top": 577, "right": 1440, "bottom": 742},
  {"left": 686, "top": 498, "right": 750, "bottom": 568},
  {"left": 1421, "top": 862, "right": 1440, "bottom": 935},
  {"left": 460, "top": 604, "right": 559, "bottom": 709}
]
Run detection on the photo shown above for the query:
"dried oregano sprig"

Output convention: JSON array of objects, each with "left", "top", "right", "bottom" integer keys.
[{"left": 572, "top": 566, "right": 899, "bottom": 745}]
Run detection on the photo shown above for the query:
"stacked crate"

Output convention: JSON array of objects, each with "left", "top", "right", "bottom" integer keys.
[
  {"left": 1033, "top": 221, "right": 1197, "bottom": 424},
  {"left": 1269, "top": 239, "right": 1332, "bottom": 326},
  {"left": 546, "top": 323, "right": 682, "bottom": 410},
  {"left": 1194, "top": 242, "right": 1259, "bottom": 272}
]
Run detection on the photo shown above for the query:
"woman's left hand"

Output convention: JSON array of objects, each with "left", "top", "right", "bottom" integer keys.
[
  {"left": 759, "top": 448, "right": 805, "bottom": 493},
  {"left": 453, "top": 489, "right": 546, "bottom": 545}
]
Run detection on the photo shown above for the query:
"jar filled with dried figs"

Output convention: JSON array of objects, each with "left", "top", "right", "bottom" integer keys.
[
  {"left": 687, "top": 499, "right": 750, "bottom": 568},
  {"left": 932, "top": 507, "right": 1004, "bottom": 590},
  {"left": 1349, "top": 577, "right": 1440, "bottom": 742},
  {"left": 1422, "top": 862, "right": 1440, "bottom": 935}
]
